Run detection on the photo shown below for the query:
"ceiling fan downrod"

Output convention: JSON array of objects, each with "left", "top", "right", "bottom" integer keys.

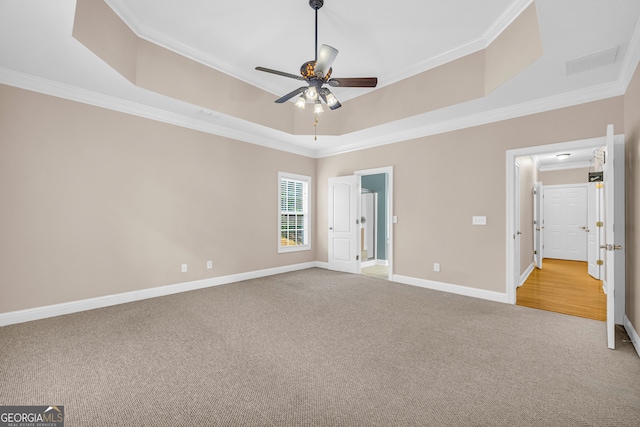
[{"left": 309, "top": 0, "right": 324, "bottom": 62}]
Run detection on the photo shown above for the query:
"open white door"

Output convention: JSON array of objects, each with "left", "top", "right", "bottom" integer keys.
[
  {"left": 328, "top": 176, "right": 359, "bottom": 273},
  {"left": 603, "top": 124, "right": 619, "bottom": 349},
  {"left": 533, "top": 181, "right": 543, "bottom": 269},
  {"left": 514, "top": 163, "right": 521, "bottom": 285}
]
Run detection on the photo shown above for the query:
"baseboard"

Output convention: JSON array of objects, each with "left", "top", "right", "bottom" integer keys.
[
  {"left": 361, "top": 260, "right": 376, "bottom": 268},
  {"left": 392, "top": 275, "right": 508, "bottom": 304},
  {"left": 0, "top": 262, "right": 319, "bottom": 327},
  {"left": 519, "top": 262, "right": 535, "bottom": 287},
  {"left": 623, "top": 315, "right": 640, "bottom": 358}
]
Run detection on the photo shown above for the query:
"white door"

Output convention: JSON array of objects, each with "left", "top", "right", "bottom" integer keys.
[
  {"left": 328, "top": 176, "right": 359, "bottom": 273},
  {"left": 603, "top": 124, "right": 620, "bottom": 349},
  {"left": 543, "top": 185, "right": 588, "bottom": 261},
  {"left": 514, "top": 163, "right": 521, "bottom": 285},
  {"left": 587, "top": 182, "right": 601, "bottom": 279},
  {"left": 533, "top": 181, "right": 543, "bottom": 269}
]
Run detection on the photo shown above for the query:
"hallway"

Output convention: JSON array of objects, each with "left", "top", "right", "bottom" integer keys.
[{"left": 516, "top": 259, "right": 606, "bottom": 321}]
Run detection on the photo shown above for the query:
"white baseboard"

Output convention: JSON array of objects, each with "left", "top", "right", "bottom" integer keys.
[
  {"left": 0, "top": 262, "right": 319, "bottom": 327},
  {"left": 519, "top": 262, "right": 535, "bottom": 287},
  {"left": 392, "top": 274, "right": 508, "bottom": 304},
  {"left": 624, "top": 315, "right": 640, "bottom": 359},
  {"left": 315, "top": 261, "right": 329, "bottom": 270}
]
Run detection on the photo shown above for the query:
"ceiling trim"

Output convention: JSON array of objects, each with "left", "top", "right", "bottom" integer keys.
[
  {"left": 313, "top": 80, "right": 626, "bottom": 158},
  {"left": 484, "top": 0, "right": 535, "bottom": 44},
  {"left": 105, "top": 0, "right": 536, "bottom": 97},
  {"left": 620, "top": 14, "right": 640, "bottom": 91},
  {"left": 0, "top": 67, "right": 316, "bottom": 158},
  {"left": 0, "top": 65, "right": 627, "bottom": 160}
]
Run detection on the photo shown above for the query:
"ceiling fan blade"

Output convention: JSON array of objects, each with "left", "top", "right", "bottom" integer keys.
[
  {"left": 275, "top": 87, "right": 307, "bottom": 103},
  {"left": 314, "top": 44, "right": 339, "bottom": 78},
  {"left": 327, "top": 77, "right": 378, "bottom": 88},
  {"left": 255, "top": 67, "right": 305, "bottom": 81}
]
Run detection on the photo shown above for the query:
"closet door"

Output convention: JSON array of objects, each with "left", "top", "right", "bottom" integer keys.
[{"left": 543, "top": 185, "right": 588, "bottom": 261}]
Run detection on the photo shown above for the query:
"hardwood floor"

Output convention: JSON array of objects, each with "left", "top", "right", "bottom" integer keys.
[{"left": 516, "top": 259, "right": 606, "bottom": 321}]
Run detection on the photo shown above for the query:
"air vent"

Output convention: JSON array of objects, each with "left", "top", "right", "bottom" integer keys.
[{"left": 565, "top": 46, "right": 619, "bottom": 76}]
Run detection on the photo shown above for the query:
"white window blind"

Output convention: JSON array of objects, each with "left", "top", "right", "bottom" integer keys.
[{"left": 279, "top": 172, "right": 310, "bottom": 252}]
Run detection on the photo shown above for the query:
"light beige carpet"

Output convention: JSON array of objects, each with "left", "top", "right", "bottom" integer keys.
[{"left": 1, "top": 268, "right": 639, "bottom": 426}]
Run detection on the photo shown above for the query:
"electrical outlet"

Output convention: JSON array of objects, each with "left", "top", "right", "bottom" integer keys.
[
  {"left": 434, "top": 263, "right": 440, "bottom": 272},
  {"left": 181, "top": 264, "right": 187, "bottom": 273},
  {"left": 206, "top": 261, "right": 213, "bottom": 269}
]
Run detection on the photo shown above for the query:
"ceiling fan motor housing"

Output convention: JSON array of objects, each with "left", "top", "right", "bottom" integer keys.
[{"left": 309, "top": 0, "right": 324, "bottom": 10}]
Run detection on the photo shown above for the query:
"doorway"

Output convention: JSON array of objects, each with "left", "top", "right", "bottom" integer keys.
[
  {"left": 506, "top": 136, "right": 617, "bottom": 307},
  {"left": 357, "top": 167, "right": 393, "bottom": 280},
  {"left": 327, "top": 167, "right": 393, "bottom": 279}
]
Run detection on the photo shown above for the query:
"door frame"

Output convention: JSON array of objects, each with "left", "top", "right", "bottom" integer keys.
[
  {"left": 355, "top": 166, "right": 394, "bottom": 280},
  {"left": 506, "top": 136, "right": 610, "bottom": 305}
]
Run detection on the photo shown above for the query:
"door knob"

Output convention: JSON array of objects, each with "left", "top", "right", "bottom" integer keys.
[{"left": 329, "top": 227, "right": 333, "bottom": 230}]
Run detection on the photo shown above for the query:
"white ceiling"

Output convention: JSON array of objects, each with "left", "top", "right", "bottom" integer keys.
[{"left": 1, "top": 0, "right": 639, "bottom": 160}]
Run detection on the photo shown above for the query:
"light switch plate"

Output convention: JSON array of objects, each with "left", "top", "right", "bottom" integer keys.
[{"left": 472, "top": 216, "right": 487, "bottom": 225}]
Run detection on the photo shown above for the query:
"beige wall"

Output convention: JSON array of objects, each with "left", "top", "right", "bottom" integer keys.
[
  {"left": 517, "top": 156, "right": 536, "bottom": 277},
  {"left": 0, "top": 85, "right": 316, "bottom": 313},
  {"left": 539, "top": 167, "right": 590, "bottom": 185},
  {"left": 1, "top": 69, "right": 637, "bottom": 324},
  {"left": 316, "top": 97, "right": 624, "bottom": 293},
  {"left": 624, "top": 61, "right": 640, "bottom": 329}
]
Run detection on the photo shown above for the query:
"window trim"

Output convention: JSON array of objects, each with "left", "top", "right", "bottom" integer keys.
[{"left": 278, "top": 172, "right": 311, "bottom": 253}]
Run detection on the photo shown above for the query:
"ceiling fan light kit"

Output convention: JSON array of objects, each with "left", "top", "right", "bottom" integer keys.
[{"left": 255, "top": 0, "right": 377, "bottom": 115}]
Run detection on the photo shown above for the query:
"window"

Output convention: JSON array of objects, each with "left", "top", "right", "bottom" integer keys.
[{"left": 278, "top": 172, "right": 311, "bottom": 253}]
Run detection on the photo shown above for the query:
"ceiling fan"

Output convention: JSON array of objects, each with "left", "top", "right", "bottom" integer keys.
[{"left": 255, "top": 0, "right": 377, "bottom": 112}]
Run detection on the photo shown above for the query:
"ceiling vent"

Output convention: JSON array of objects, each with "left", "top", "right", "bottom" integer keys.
[{"left": 565, "top": 46, "right": 619, "bottom": 76}]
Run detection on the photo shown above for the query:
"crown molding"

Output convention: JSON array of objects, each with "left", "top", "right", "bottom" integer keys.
[
  {"left": 104, "top": 0, "right": 535, "bottom": 98},
  {"left": 1, "top": 64, "right": 628, "bottom": 160},
  {"left": 620, "top": 14, "right": 640, "bottom": 91},
  {"left": 0, "top": 67, "right": 316, "bottom": 158},
  {"left": 313, "top": 79, "right": 626, "bottom": 158},
  {"left": 483, "top": 0, "right": 535, "bottom": 45}
]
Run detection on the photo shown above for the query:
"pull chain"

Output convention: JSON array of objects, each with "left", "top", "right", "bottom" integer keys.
[{"left": 314, "top": 117, "right": 319, "bottom": 141}]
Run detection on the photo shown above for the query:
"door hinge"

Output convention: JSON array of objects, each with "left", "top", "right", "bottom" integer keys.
[
  {"left": 597, "top": 260, "right": 604, "bottom": 266},
  {"left": 356, "top": 255, "right": 359, "bottom": 260},
  {"left": 534, "top": 250, "right": 537, "bottom": 255},
  {"left": 596, "top": 221, "right": 604, "bottom": 227}
]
